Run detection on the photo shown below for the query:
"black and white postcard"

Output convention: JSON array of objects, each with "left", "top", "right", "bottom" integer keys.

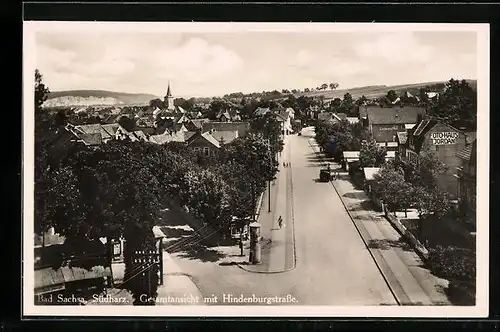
[{"left": 23, "top": 22, "right": 489, "bottom": 317}]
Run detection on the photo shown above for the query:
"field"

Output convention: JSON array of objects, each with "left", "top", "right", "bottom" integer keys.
[{"left": 295, "top": 80, "right": 477, "bottom": 101}]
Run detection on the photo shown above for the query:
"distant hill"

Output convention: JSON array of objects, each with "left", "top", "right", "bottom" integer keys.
[
  {"left": 297, "top": 80, "right": 477, "bottom": 100},
  {"left": 45, "top": 90, "right": 159, "bottom": 107}
]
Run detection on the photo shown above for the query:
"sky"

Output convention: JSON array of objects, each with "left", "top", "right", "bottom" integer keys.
[{"left": 33, "top": 24, "right": 479, "bottom": 98}]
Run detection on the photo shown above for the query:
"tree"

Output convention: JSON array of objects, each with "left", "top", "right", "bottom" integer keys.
[
  {"left": 321, "top": 83, "right": 328, "bottom": 90},
  {"left": 149, "top": 98, "right": 164, "bottom": 109},
  {"left": 412, "top": 185, "right": 452, "bottom": 239},
  {"left": 403, "top": 151, "right": 447, "bottom": 189},
  {"left": 359, "top": 139, "right": 387, "bottom": 168},
  {"left": 428, "top": 78, "right": 477, "bottom": 130},
  {"left": 341, "top": 93, "right": 354, "bottom": 115},
  {"left": 386, "top": 90, "right": 398, "bottom": 103},
  {"left": 355, "top": 95, "right": 368, "bottom": 106},
  {"left": 35, "top": 69, "right": 50, "bottom": 112},
  {"left": 118, "top": 116, "right": 137, "bottom": 132},
  {"left": 329, "top": 82, "right": 339, "bottom": 90},
  {"left": 372, "top": 166, "right": 414, "bottom": 216},
  {"left": 304, "top": 88, "right": 310, "bottom": 93}
]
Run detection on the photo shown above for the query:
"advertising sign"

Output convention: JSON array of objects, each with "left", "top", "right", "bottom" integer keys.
[{"left": 430, "top": 132, "right": 459, "bottom": 145}]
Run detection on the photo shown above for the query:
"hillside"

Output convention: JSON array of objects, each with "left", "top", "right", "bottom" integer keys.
[
  {"left": 45, "top": 90, "right": 159, "bottom": 107},
  {"left": 297, "top": 80, "right": 477, "bottom": 100}
]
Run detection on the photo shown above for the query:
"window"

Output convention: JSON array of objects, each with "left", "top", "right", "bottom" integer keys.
[
  {"left": 203, "top": 147, "right": 210, "bottom": 156},
  {"left": 193, "top": 147, "right": 201, "bottom": 153}
]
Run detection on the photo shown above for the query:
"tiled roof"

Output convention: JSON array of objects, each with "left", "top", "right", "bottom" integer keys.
[
  {"left": 317, "top": 113, "right": 333, "bottom": 121},
  {"left": 254, "top": 107, "right": 271, "bottom": 116},
  {"left": 336, "top": 113, "right": 347, "bottom": 120},
  {"left": 202, "top": 121, "right": 250, "bottom": 137},
  {"left": 202, "top": 132, "right": 221, "bottom": 148},
  {"left": 364, "top": 106, "right": 425, "bottom": 125},
  {"left": 211, "top": 130, "right": 239, "bottom": 144},
  {"left": 191, "top": 119, "right": 210, "bottom": 129},
  {"left": 79, "top": 133, "right": 103, "bottom": 146},
  {"left": 457, "top": 140, "right": 476, "bottom": 163},
  {"left": 184, "top": 131, "right": 197, "bottom": 141}
]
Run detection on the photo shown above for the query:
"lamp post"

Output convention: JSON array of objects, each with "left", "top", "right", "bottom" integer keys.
[{"left": 268, "top": 138, "right": 272, "bottom": 213}]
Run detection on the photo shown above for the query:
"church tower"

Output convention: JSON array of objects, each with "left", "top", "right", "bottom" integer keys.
[{"left": 164, "top": 81, "right": 175, "bottom": 111}]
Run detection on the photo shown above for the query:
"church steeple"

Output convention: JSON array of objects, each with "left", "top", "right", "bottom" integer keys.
[
  {"left": 164, "top": 81, "right": 175, "bottom": 111},
  {"left": 166, "top": 81, "right": 172, "bottom": 97}
]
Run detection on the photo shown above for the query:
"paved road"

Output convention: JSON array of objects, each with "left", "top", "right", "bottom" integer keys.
[{"left": 170, "top": 127, "right": 397, "bottom": 305}]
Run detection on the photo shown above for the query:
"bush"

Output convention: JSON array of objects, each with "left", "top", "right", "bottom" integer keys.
[
  {"left": 427, "top": 245, "right": 475, "bottom": 281},
  {"left": 446, "top": 279, "right": 476, "bottom": 305},
  {"left": 427, "top": 245, "right": 476, "bottom": 305}
]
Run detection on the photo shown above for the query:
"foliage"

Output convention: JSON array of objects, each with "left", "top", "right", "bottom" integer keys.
[
  {"left": 427, "top": 245, "right": 476, "bottom": 282},
  {"left": 149, "top": 98, "right": 164, "bottom": 109},
  {"left": 359, "top": 139, "right": 387, "bottom": 168},
  {"left": 315, "top": 120, "right": 369, "bottom": 162},
  {"left": 118, "top": 116, "right": 137, "bottom": 132},
  {"left": 412, "top": 185, "right": 451, "bottom": 220},
  {"left": 35, "top": 69, "right": 50, "bottom": 112},
  {"left": 428, "top": 78, "right": 477, "bottom": 130},
  {"left": 372, "top": 165, "right": 413, "bottom": 213},
  {"left": 403, "top": 151, "right": 447, "bottom": 189}
]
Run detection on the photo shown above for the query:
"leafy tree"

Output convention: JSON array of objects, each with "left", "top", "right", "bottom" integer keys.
[
  {"left": 330, "top": 98, "right": 342, "bottom": 111},
  {"left": 149, "top": 98, "right": 164, "bottom": 109},
  {"left": 304, "top": 88, "right": 310, "bottom": 92},
  {"left": 118, "top": 116, "right": 137, "bottom": 132},
  {"left": 403, "top": 151, "right": 447, "bottom": 189},
  {"left": 329, "top": 82, "right": 339, "bottom": 90},
  {"left": 428, "top": 78, "right": 477, "bottom": 130},
  {"left": 341, "top": 93, "right": 354, "bottom": 115},
  {"left": 359, "top": 139, "right": 387, "bottom": 167},
  {"left": 412, "top": 185, "right": 452, "bottom": 238},
  {"left": 321, "top": 83, "right": 328, "bottom": 90},
  {"left": 35, "top": 69, "right": 50, "bottom": 112},
  {"left": 355, "top": 95, "right": 368, "bottom": 106},
  {"left": 372, "top": 166, "right": 414, "bottom": 216},
  {"left": 386, "top": 90, "right": 398, "bottom": 103}
]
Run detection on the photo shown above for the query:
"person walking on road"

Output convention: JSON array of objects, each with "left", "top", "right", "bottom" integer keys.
[{"left": 278, "top": 216, "right": 283, "bottom": 229}]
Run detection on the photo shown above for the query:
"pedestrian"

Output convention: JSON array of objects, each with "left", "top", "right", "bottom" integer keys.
[
  {"left": 239, "top": 238, "right": 244, "bottom": 256},
  {"left": 278, "top": 216, "right": 283, "bottom": 229}
]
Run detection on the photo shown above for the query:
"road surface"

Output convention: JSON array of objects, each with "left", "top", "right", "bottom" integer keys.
[{"left": 170, "top": 127, "right": 397, "bottom": 305}]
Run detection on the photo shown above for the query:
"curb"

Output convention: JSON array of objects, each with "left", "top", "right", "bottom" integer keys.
[
  {"left": 308, "top": 139, "right": 405, "bottom": 306},
  {"left": 239, "top": 138, "right": 297, "bottom": 275},
  {"left": 384, "top": 213, "right": 429, "bottom": 261}
]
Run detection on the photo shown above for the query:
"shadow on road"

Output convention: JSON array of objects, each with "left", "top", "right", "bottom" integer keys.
[
  {"left": 367, "top": 238, "right": 414, "bottom": 252},
  {"left": 219, "top": 261, "right": 249, "bottom": 266},
  {"left": 349, "top": 200, "right": 376, "bottom": 211},
  {"left": 342, "top": 192, "right": 365, "bottom": 199},
  {"left": 175, "top": 245, "right": 227, "bottom": 262}
]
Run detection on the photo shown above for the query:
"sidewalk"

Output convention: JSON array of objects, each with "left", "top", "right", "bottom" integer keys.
[
  {"left": 155, "top": 252, "right": 204, "bottom": 305},
  {"left": 239, "top": 135, "right": 296, "bottom": 273},
  {"left": 309, "top": 140, "right": 450, "bottom": 305}
]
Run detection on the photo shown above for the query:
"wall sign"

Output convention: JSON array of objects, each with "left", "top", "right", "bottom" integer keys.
[
  {"left": 430, "top": 132, "right": 459, "bottom": 145},
  {"left": 378, "top": 125, "right": 400, "bottom": 131}
]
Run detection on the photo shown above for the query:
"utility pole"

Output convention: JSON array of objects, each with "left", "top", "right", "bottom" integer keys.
[{"left": 268, "top": 138, "right": 272, "bottom": 212}]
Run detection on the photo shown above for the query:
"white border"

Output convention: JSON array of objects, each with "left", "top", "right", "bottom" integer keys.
[{"left": 22, "top": 22, "right": 489, "bottom": 318}]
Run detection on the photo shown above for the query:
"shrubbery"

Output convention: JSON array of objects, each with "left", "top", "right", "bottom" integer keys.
[{"left": 427, "top": 245, "right": 476, "bottom": 305}]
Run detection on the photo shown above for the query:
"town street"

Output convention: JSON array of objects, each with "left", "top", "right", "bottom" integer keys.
[{"left": 170, "top": 126, "right": 398, "bottom": 305}]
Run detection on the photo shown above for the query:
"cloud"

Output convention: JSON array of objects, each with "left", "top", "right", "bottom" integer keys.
[
  {"left": 154, "top": 38, "right": 244, "bottom": 83},
  {"left": 352, "top": 32, "right": 433, "bottom": 64}
]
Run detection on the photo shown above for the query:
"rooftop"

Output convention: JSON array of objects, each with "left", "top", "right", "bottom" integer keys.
[{"left": 364, "top": 106, "right": 425, "bottom": 125}]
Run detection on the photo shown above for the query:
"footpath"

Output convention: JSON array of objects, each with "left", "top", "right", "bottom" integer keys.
[
  {"left": 308, "top": 139, "right": 451, "bottom": 306},
  {"left": 239, "top": 135, "right": 296, "bottom": 274}
]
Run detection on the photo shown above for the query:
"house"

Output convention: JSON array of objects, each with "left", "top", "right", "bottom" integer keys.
[
  {"left": 201, "top": 121, "right": 250, "bottom": 138},
  {"left": 254, "top": 107, "right": 272, "bottom": 117},
  {"left": 362, "top": 105, "right": 426, "bottom": 150},
  {"left": 363, "top": 167, "right": 381, "bottom": 193},
  {"left": 186, "top": 131, "right": 221, "bottom": 157},
  {"left": 346, "top": 117, "right": 360, "bottom": 125},
  {"left": 191, "top": 118, "right": 211, "bottom": 130},
  {"left": 401, "top": 118, "right": 473, "bottom": 199},
  {"left": 65, "top": 123, "right": 129, "bottom": 145},
  {"left": 276, "top": 109, "right": 293, "bottom": 135},
  {"left": 342, "top": 151, "right": 360, "bottom": 171},
  {"left": 211, "top": 130, "right": 239, "bottom": 145},
  {"left": 216, "top": 109, "right": 242, "bottom": 122},
  {"left": 455, "top": 139, "right": 477, "bottom": 226},
  {"left": 187, "top": 111, "right": 203, "bottom": 119},
  {"left": 149, "top": 130, "right": 186, "bottom": 145}
]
